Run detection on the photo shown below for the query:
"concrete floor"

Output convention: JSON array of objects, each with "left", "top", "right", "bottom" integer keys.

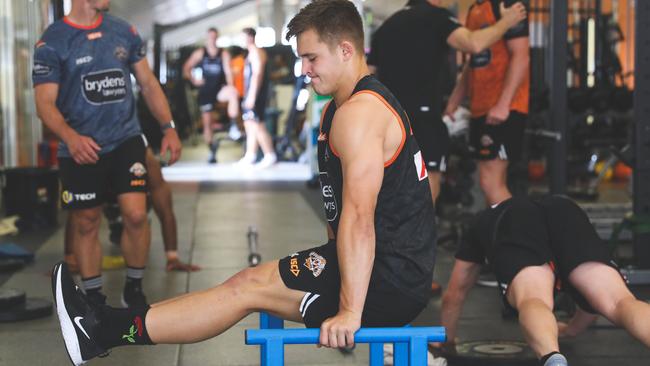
[{"left": 0, "top": 143, "right": 649, "bottom": 365}]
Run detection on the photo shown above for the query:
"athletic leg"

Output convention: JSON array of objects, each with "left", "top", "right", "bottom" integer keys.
[
  {"left": 569, "top": 262, "right": 650, "bottom": 347},
  {"left": 147, "top": 261, "right": 304, "bottom": 343},
  {"left": 506, "top": 264, "right": 559, "bottom": 358},
  {"left": 217, "top": 85, "right": 240, "bottom": 119},
  {"left": 478, "top": 158, "right": 511, "bottom": 205}
]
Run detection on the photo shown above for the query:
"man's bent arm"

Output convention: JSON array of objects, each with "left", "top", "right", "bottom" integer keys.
[
  {"left": 133, "top": 58, "right": 173, "bottom": 126},
  {"left": 331, "top": 100, "right": 385, "bottom": 319},
  {"left": 441, "top": 259, "right": 481, "bottom": 342},
  {"left": 447, "top": 1, "right": 526, "bottom": 54},
  {"left": 495, "top": 37, "right": 529, "bottom": 108},
  {"left": 446, "top": 63, "right": 470, "bottom": 114},
  {"left": 34, "top": 83, "right": 77, "bottom": 144},
  {"left": 182, "top": 49, "right": 202, "bottom": 81}
]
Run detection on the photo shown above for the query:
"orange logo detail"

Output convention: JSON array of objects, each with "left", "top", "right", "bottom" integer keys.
[
  {"left": 290, "top": 257, "right": 300, "bottom": 276},
  {"left": 87, "top": 32, "right": 102, "bottom": 40},
  {"left": 130, "top": 179, "right": 146, "bottom": 187}
]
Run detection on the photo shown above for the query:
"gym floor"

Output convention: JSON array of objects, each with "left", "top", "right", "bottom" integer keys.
[{"left": 0, "top": 142, "right": 648, "bottom": 365}]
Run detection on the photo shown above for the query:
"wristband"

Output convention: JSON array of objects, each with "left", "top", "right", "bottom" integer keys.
[{"left": 161, "top": 120, "right": 176, "bottom": 132}]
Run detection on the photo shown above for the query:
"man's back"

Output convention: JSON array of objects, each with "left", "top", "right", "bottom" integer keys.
[{"left": 368, "top": 2, "right": 459, "bottom": 106}]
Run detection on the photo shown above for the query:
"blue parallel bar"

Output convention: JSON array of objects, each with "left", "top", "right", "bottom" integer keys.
[
  {"left": 246, "top": 327, "right": 446, "bottom": 345},
  {"left": 260, "top": 312, "right": 284, "bottom": 329},
  {"left": 259, "top": 313, "right": 284, "bottom": 366},
  {"left": 394, "top": 342, "right": 409, "bottom": 366},
  {"left": 246, "top": 327, "right": 446, "bottom": 366},
  {"left": 368, "top": 342, "right": 384, "bottom": 366}
]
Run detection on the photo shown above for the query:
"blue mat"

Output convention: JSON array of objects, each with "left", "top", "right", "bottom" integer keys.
[{"left": 0, "top": 243, "right": 34, "bottom": 262}]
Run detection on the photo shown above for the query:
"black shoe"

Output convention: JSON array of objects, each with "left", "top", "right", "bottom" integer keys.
[
  {"left": 207, "top": 142, "right": 218, "bottom": 164},
  {"left": 51, "top": 262, "right": 107, "bottom": 365},
  {"left": 122, "top": 282, "right": 148, "bottom": 309},
  {"left": 85, "top": 291, "right": 107, "bottom": 306}
]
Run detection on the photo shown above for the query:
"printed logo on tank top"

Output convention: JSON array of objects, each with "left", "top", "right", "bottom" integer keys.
[
  {"left": 81, "top": 68, "right": 127, "bottom": 105},
  {"left": 413, "top": 151, "right": 427, "bottom": 181},
  {"left": 204, "top": 63, "right": 222, "bottom": 75},
  {"left": 319, "top": 171, "right": 338, "bottom": 222}
]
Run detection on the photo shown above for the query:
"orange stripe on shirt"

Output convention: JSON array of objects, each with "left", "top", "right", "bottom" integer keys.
[{"left": 349, "top": 90, "right": 406, "bottom": 167}]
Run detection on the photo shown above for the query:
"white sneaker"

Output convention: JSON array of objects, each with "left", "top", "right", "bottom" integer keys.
[
  {"left": 236, "top": 154, "right": 256, "bottom": 165},
  {"left": 255, "top": 153, "right": 277, "bottom": 169},
  {"left": 383, "top": 344, "right": 447, "bottom": 366},
  {"left": 229, "top": 123, "right": 242, "bottom": 140}
]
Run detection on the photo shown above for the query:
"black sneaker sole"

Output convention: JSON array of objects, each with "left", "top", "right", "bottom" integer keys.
[{"left": 52, "top": 263, "right": 85, "bottom": 365}]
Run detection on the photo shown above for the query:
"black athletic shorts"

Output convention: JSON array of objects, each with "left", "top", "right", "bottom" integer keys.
[
  {"left": 59, "top": 135, "right": 148, "bottom": 210},
  {"left": 403, "top": 102, "right": 450, "bottom": 172},
  {"left": 493, "top": 196, "right": 622, "bottom": 314},
  {"left": 198, "top": 82, "right": 224, "bottom": 113},
  {"left": 242, "top": 92, "right": 268, "bottom": 123},
  {"left": 468, "top": 111, "right": 526, "bottom": 162},
  {"left": 278, "top": 241, "right": 426, "bottom": 328}
]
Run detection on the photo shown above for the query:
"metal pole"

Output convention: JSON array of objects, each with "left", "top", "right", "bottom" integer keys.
[
  {"left": 548, "top": 0, "right": 568, "bottom": 194},
  {"left": 633, "top": 0, "right": 650, "bottom": 268},
  {"left": 153, "top": 23, "right": 163, "bottom": 80}
]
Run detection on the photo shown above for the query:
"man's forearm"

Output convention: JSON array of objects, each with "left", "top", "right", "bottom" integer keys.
[
  {"left": 140, "top": 81, "right": 173, "bottom": 126},
  {"left": 467, "top": 20, "right": 510, "bottom": 53},
  {"left": 337, "top": 214, "right": 375, "bottom": 315},
  {"left": 37, "top": 103, "right": 76, "bottom": 143},
  {"left": 448, "top": 64, "right": 470, "bottom": 107},
  {"left": 440, "top": 291, "right": 466, "bottom": 342},
  {"left": 497, "top": 51, "right": 529, "bottom": 107}
]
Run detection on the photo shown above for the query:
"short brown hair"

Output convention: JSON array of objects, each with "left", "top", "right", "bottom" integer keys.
[
  {"left": 286, "top": 0, "right": 364, "bottom": 52},
  {"left": 243, "top": 27, "right": 256, "bottom": 38}
]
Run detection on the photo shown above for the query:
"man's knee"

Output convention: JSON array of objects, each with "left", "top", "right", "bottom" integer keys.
[
  {"left": 508, "top": 266, "right": 555, "bottom": 309},
  {"left": 122, "top": 208, "right": 148, "bottom": 229},
  {"left": 224, "top": 262, "right": 279, "bottom": 297}
]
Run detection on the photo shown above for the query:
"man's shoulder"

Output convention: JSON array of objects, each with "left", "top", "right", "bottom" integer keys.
[
  {"left": 38, "top": 20, "right": 69, "bottom": 43},
  {"left": 102, "top": 14, "right": 138, "bottom": 36},
  {"left": 36, "top": 21, "right": 71, "bottom": 53},
  {"left": 337, "top": 91, "right": 394, "bottom": 127}
]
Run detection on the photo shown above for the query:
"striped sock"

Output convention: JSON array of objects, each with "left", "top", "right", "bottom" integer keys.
[
  {"left": 126, "top": 266, "right": 145, "bottom": 281},
  {"left": 82, "top": 275, "right": 102, "bottom": 293}
]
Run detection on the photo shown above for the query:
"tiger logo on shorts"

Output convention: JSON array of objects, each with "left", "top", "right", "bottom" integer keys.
[
  {"left": 304, "top": 252, "right": 326, "bottom": 277},
  {"left": 129, "top": 162, "right": 147, "bottom": 177}
]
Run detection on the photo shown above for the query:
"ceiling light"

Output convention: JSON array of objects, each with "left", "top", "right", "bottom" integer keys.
[{"left": 207, "top": 0, "right": 223, "bottom": 10}]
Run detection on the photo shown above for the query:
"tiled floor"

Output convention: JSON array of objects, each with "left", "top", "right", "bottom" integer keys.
[{"left": 1, "top": 144, "right": 649, "bottom": 365}]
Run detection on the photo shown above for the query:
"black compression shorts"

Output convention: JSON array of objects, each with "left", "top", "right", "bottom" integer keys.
[
  {"left": 469, "top": 111, "right": 526, "bottom": 161},
  {"left": 278, "top": 241, "right": 426, "bottom": 328}
]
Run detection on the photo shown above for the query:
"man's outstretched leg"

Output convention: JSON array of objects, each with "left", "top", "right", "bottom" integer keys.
[
  {"left": 570, "top": 262, "right": 650, "bottom": 347},
  {"left": 52, "top": 260, "right": 305, "bottom": 365},
  {"left": 507, "top": 265, "right": 567, "bottom": 366}
]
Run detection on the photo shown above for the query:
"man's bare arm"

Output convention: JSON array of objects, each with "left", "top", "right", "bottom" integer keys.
[
  {"left": 441, "top": 259, "right": 481, "bottom": 343},
  {"left": 319, "top": 96, "right": 386, "bottom": 348},
  {"left": 447, "top": 2, "right": 527, "bottom": 54},
  {"left": 222, "top": 50, "right": 234, "bottom": 86},
  {"left": 246, "top": 49, "right": 267, "bottom": 105},
  {"left": 34, "top": 83, "right": 100, "bottom": 164},
  {"left": 132, "top": 58, "right": 182, "bottom": 164},
  {"left": 182, "top": 48, "right": 203, "bottom": 81},
  {"left": 496, "top": 36, "right": 529, "bottom": 108},
  {"left": 444, "top": 63, "right": 470, "bottom": 120}
]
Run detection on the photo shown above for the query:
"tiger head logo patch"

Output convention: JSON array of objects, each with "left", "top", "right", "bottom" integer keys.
[{"left": 304, "top": 251, "right": 326, "bottom": 277}]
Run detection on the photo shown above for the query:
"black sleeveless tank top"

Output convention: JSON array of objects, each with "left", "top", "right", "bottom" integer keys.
[
  {"left": 317, "top": 75, "right": 436, "bottom": 304},
  {"left": 200, "top": 47, "right": 225, "bottom": 87}
]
